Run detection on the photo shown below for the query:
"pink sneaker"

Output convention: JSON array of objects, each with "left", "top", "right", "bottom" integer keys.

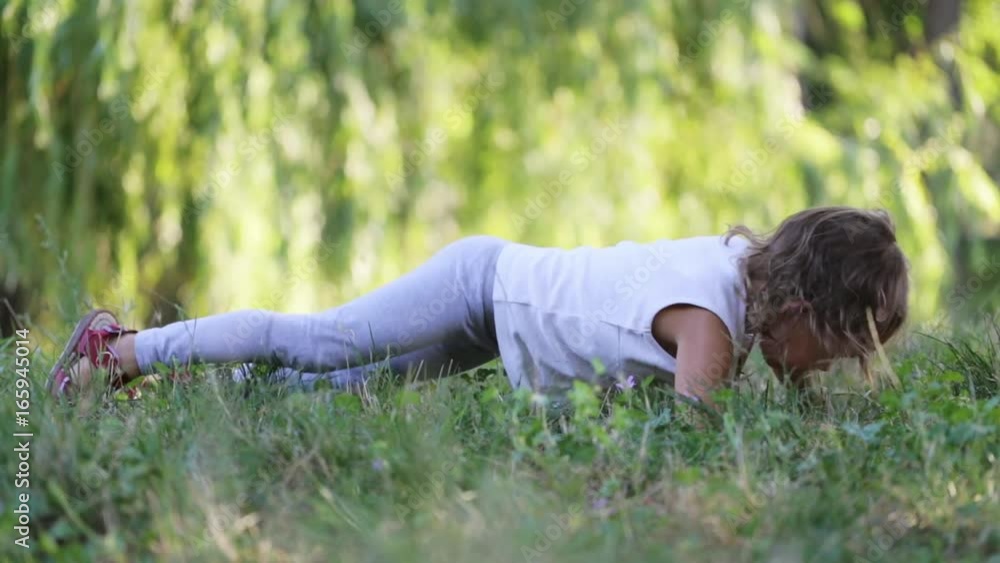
[{"left": 47, "top": 309, "right": 138, "bottom": 400}]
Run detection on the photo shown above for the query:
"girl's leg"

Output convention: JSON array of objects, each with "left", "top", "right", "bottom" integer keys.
[
  {"left": 246, "top": 340, "right": 497, "bottom": 389},
  {"left": 128, "top": 236, "right": 507, "bottom": 379}
]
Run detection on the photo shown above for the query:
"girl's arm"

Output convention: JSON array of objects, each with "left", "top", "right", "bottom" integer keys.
[{"left": 652, "top": 305, "right": 734, "bottom": 408}]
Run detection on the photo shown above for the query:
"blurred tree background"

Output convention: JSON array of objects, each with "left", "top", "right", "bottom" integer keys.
[{"left": 1, "top": 0, "right": 998, "bottom": 336}]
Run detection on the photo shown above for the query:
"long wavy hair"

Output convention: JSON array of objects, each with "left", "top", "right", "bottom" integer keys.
[{"left": 726, "top": 206, "right": 909, "bottom": 380}]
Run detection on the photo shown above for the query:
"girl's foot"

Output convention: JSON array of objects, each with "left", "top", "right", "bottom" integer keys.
[{"left": 47, "top": 309, "right": 141, "bottom": 399}]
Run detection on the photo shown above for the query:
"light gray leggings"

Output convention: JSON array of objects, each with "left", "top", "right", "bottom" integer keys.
[{"left": 134, "top": 236, "right": 508, "bottom": 388}]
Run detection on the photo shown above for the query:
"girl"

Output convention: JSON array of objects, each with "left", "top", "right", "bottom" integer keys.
[{"left": 48, "top": 206, "right": 909, "bottom": 407}]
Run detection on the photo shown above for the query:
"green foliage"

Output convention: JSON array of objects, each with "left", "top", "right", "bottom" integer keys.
[
  {"left": 1, "top": 323, "right": 999, "bottom": 561},
  {"left": 3, "top": 4, "right": 999, "bottom": 559},
  {"left": 1, "top": 0, "right": 999, "bottom": 329}
]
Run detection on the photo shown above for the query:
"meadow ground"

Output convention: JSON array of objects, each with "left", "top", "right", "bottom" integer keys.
[{"left": 1, "top": 319, "right": 998, "bottom": 562}]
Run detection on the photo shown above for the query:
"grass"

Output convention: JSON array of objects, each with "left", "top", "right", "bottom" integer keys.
[{"left": 1, "top": 318, "right": 999, "bottom": 562}]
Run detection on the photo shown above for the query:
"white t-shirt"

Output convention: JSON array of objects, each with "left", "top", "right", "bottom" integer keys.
[{"left": 491, "top": 235, "right": 750, "bottom": 392}]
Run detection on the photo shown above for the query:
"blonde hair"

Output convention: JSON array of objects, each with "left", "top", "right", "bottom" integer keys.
[{"left": 726, "top": 206, "right": 909, "bottom": 380}]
